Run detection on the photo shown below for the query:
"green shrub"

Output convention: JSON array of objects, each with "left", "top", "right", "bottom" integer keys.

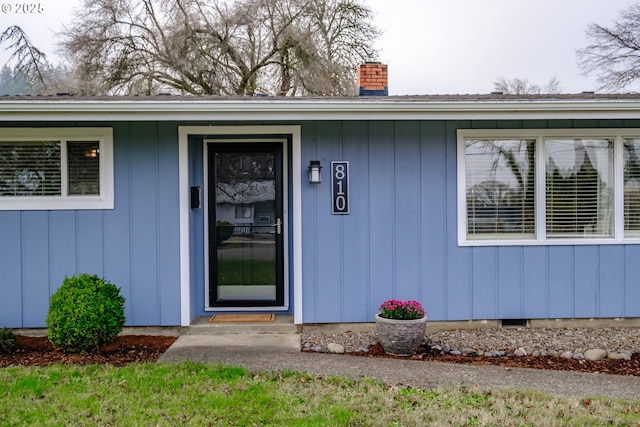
[
  {"left": 47, "top": 274, "right": 126, "bottom": 354},
  {"left": 0, "top": 328, "right": 16, "bottom": 354},
  {"left": 216, "top": 220, "right": 234, "bottom": 245}
]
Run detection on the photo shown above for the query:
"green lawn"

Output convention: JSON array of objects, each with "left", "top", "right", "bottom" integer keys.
[
  {"left": 217, "top": 259, "right": 275, "bottom": 286},
  {"left": 1, "top": 362, "right": 639, "bottom": 426}
]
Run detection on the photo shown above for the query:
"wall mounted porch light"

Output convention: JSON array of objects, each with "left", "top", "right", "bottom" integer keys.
[
  {"left": 308, "top": 160, "right": 322, "bottom": 184},
  {"left": 84, "top": 147, "right": 99, "bottom": 158}
]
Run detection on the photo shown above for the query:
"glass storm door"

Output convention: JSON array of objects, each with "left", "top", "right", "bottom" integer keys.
[{"left": 208, "top": 143, "right": 284, "bottom": 307}]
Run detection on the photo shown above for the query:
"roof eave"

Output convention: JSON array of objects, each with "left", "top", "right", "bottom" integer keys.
[{"left": 2, "top": 98, "right": 640, "bottom": 121}]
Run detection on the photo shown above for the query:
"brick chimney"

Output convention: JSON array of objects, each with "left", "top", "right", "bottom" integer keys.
[{"left": 357, "top": 62, "right": 388, "bottom": 96}]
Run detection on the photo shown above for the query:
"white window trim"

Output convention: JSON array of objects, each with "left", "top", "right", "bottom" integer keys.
[
  {"left": 457, "top": 128, "right": 640, "bottom": 246},
  {"left": 0, "top": 128, "right": 114, "bottom": 210}
]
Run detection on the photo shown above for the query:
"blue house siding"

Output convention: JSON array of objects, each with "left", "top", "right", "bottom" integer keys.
[
  {"left": 301, "top": 123, "right": 320, "bottom": 321},
  {"left": 300, "top": 119, "right": 640, "bottom": 323},
  {"left": 0, "top": 213, "right": 21, "bottom": 327},
  {"left": 2, "top": 115, "right": 640, "bottom": 327},
  {"left": 0, "top": 122, "right": 181, "bottom": 328},
  {"left": 419, "top": 121, "right": 448, "bottom": 320},
  {"left": 522, "top": 247, "right": 547, "bottom": 318},
  {"left": 600, "top": 246, "right": 624, "bottom": 318},
  {"left": 188, "top": 137, "right": 206, "bottom": 320},
  {"left": 314, "top": 121, "right": 343, "bottom": 322},
  {"left": 23, "top": 212, "right": 51, "bottom": 327},
  {"left": 366, "top": 121, "right": 395, "bottom": 318},
  {"left": 625, "top": 246, "right": 640, "bottom": 315},
  {"left": 341, "top": 121, "right": 372, "bottom": 322}
]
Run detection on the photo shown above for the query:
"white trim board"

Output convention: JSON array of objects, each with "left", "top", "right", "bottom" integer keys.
[{"left": 178, "top": 126, "right": 302, "bottom": 326}]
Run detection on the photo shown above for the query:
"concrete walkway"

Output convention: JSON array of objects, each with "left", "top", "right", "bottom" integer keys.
[{"left": 159, "top": 334, "right": 640, "bottom": 401}]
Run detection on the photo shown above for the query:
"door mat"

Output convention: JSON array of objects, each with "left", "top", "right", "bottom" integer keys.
[{"left": 209, "top": 313, "right": 275, "bottom": 323}]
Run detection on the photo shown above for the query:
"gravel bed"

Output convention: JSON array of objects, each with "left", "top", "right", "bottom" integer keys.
[{"left": 302, "top": 327, "right": 640, "bottom": 358}]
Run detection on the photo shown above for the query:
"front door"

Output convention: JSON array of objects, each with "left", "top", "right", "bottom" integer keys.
[{"left": 207, "top": 142, "right": 284, "bottom": 307}]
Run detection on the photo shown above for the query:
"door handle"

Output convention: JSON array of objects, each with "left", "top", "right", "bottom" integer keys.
[{"left": 274, "top": 218, "right": 282, "bottom": 235}]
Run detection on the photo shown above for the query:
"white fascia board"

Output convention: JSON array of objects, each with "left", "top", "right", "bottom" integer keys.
[{"left": 3, "top": 99, "right": 640, "bottom": 121}]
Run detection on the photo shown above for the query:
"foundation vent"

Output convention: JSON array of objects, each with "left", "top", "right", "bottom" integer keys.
[{"left": 500, "top": 319, "right": 529, "bottom": 328}]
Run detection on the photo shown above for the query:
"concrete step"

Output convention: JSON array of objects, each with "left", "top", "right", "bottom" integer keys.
[
  {"left": 187, "top": 315, "right": 299, "bottom": 335},
  {"left": 160, "top": 334, "right": 302, "bottom": 359}
]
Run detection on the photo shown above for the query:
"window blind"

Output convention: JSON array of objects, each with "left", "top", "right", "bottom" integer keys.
[
  {"left": 545, "top": 138, "right": 613, "bottom": 238},
  {"left": 465, "top": 139, "right": 535, "bottom": 238},
  {"left": 0, "top": 141, "right": 61, "bottom": 196}
]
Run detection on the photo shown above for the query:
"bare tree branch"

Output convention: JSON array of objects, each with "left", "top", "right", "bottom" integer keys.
[
  {"left": 493, "top": 76, "right": 562, "bottom": 94},
  {"left": 577, "top": 3, "right": 640, "bottom": 92},
  {"left": 0, "top": 26, "right": 48, "bottom": 90},
  {"left": 58, "top": 0, "right": 379, "bottom": 96}
]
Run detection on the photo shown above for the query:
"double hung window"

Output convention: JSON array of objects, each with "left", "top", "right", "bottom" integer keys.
[
  {"left": 0, "top": 128, "right": 113, "bottom": 210},
  {"left": 458, "top": 129, "right": 640, "bottom": 245}
]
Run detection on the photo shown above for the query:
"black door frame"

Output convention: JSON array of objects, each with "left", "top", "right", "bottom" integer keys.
[{"left": 206, "top": 140, "right": 285, "bottom": 307}]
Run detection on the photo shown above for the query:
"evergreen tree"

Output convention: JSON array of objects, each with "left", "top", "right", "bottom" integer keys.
[{"left": 0, "top": 65, "right": 31, "bottom": 95}]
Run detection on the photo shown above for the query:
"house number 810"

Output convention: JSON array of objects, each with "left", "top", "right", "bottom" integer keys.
[{"left": 331, "top": 161, "right": 349, "bottom": 214}]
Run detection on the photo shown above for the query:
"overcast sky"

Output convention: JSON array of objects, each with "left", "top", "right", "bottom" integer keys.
[
  {"left": 366, "top": 0, "right": 639, "bottom": 94},
  {"left": 1, "top": 0, "right": 638, "bottom": 94}
]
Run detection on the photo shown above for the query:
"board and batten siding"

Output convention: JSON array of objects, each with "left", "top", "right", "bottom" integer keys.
[
  {"left": 3, "top": 118, "right": 640, "bottom": 327},
  {"left": 0, "top": 122, "right": 181, "bottom": 328},
  {"left": 300, "top": 119, "right": 640, "bottom": 323}
]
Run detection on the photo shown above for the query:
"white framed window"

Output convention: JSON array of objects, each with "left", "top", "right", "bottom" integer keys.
[
  {"left": 458, "top": 129, "right": 640, "bottom": 246},
  {"left": 0, "top": 128, "right": 114, "bottom": 210},
  {"left": 234, "top": 204, "right": 252, "bottom": 218}
]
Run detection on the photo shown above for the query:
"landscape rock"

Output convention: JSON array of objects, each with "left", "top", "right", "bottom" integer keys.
[
  {"left": 607, "top": 352, "right": 627, "bottom": 360},
  {"left": 584, "top": 349, "right": 607, "bottom": 361},
  {"left": 620, "top": 350, "right": 633, "bottom": 360},
  {"left": 327, "top": 343, "right": 345, "bottom": 354},
  {"left": 300, "top": 327, "right": 640, "bottom": 362}
]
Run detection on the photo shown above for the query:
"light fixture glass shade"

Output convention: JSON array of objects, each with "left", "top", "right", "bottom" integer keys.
[{"left": 308, "top": 160, "right": 322, "bottom": 183}]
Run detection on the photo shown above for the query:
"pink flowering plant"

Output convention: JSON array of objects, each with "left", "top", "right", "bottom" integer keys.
[{"left": 378, "top": 299, "right": 425, "bottom": 320}]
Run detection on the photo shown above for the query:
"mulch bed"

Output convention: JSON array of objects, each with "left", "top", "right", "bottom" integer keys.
[
  {"left": 340, "top": 342, "right": 640, "bottom": 376},
  {"left": 0, "top": 335, "right": 176, "bottom": 367},
  {"left": 4, "top": 335, "right": 640, "bottom": 376}
]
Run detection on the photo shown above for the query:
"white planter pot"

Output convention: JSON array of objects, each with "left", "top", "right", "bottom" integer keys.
[{"left": 375, "top": 313, "right": 427, "bottom": 356}]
